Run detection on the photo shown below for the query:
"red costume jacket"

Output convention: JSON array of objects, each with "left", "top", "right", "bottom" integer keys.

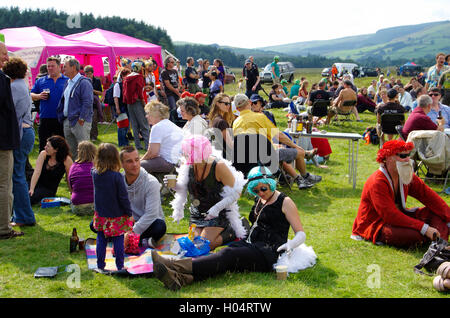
[{"left": 352, "top": 167, "right": 450, "bottom": 244}]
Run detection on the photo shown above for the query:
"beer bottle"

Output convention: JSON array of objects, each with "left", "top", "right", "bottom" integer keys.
[{"left": 70, "top": 228, "right": 79, "bottom": 253}]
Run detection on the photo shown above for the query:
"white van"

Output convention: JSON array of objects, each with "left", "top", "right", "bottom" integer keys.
[{"left": 333, "top": 63, "right": 359, "bottom": 78}]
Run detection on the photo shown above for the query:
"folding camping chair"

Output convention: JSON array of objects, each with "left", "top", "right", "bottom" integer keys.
[
  {"left": 379, "top": 113, "right": 405, "bottom": 146},
  {"left": 407, "top": 130, "right": 450, "bottom": 193},
  {"left": 334, "top": 100, "right": 357, "bottom": 125}
]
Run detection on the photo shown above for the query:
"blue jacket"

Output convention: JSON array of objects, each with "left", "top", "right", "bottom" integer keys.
[{"left": 57, "top": 75, "right": 93, "bottom": 127}]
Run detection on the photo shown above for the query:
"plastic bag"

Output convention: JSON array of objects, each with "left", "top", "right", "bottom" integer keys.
[{"left": 177, "top": 236, "right": 210, "bottom": 257}]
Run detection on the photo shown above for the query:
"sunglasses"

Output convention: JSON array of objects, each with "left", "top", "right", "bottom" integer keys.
[
  {"left": 396, "top": 153, "right": 410, "bottom": 159},
  {"left": 253, "top": 186, "right": 269, "bottom": 194},
  {"left": 219, "top": 101, "right": 231, "bottom": 106},
  {"left": 429, "top": 93, "right": 440, "bottom": 97}
]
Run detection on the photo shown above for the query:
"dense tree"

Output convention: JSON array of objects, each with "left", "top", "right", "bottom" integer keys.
[{"left": 0, "top": 7, "right": 174, "bottom": 52}]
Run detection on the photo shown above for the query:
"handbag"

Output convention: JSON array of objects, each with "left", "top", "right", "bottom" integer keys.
[
  {"left": 117, "top": 112, "right": 129, "bottom": 129},
  {"left": 414, "top": 236, "right": 450, "bottom": 276}
]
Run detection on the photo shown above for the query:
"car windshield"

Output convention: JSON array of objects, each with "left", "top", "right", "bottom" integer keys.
[{"left": 264, "top": 64, "right": 272, "bottom": 72}]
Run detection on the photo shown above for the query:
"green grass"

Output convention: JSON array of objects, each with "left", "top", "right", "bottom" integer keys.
[{"left": 1, "top": 69, "right": 448, "bottom": 298}]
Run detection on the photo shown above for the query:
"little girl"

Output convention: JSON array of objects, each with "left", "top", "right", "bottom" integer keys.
[{"left": 91, "top": 143, "right": 133, "bottom": 272}]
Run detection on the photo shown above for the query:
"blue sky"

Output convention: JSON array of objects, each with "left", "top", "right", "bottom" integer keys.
[{"left": 3, "top": 0, "right": 449, "bottom": 48}]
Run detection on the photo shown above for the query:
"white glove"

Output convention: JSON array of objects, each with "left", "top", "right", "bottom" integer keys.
[
  {"left": 204, "top": 188, "right": 241, "bottom": 220},
  {"left": 277, "top": 231, "right": 306, "bottom": 252}
]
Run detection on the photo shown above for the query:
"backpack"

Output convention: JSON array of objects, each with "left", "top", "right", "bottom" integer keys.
[
  {"left": 104, "top": 83, "right": 115, "bottom": 106},
  {"left": 362, "top": 126, "right": 379, "bottom": 145},
  {"left": 414, "top": 237, "right": 450, "bottom": 276}
]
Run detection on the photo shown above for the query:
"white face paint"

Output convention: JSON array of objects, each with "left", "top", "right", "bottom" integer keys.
[{"left": 396, "top": 159, "right": 414, "bottom": 185}]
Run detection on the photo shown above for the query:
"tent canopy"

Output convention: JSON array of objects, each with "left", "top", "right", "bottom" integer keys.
[
  {"left": 1, "top": 26, "right": 113, "bottom": 83},
  {"left": 65, "top": 28, "right": 163, "bottom": 78}
]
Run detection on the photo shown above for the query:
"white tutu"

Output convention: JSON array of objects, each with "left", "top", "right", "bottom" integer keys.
[{"left": 273, "top": 243, "right": 317, "bottom": 273}]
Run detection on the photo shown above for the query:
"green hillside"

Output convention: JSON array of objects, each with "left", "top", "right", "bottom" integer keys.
[{"left": 258, "top": 21, "right": 450, "bottom": 61}]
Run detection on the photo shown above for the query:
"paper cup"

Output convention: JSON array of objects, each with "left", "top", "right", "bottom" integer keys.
[
  {"left": 275, "top": 265, "right": 288, "bottom": 280},
  {"left": 166, "top": 174, "right": 177, "bottom": 188}
]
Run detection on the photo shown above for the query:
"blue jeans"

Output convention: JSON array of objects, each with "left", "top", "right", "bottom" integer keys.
[
  {"left": 117, "top": 127, "right": 129, "bottom": 147},
  {"left": 12, "top": 127, "right": 35, "bottom": 224}
]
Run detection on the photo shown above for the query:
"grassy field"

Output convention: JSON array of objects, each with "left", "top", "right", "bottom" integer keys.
[{"left": 0, "top": 68, "right": 449, "bottom": 299}]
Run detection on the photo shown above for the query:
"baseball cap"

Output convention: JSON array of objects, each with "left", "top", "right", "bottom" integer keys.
[
  {"left": 197, "top": 58, "right": 203, "bottom": 62},
  {"left": 387, "top": 88, "right": 398, "bottom": 99},
  {"left": 194, "top": 92, "right": 207, "bottom": 99},
  {"left": 181, "top": 91, "right": 194, "bottom": 98},
  {"left": 234, "top": 94, "right": 249, "bottom": 109},
  {"left": 274, "top": 56, "right": 279, "bottom": 61},
  {"left": 249, "top": 94, "right": 263, "bottom": 103},
  {"left": 245, "top": 59, "right": 252, "bottom": 65}
]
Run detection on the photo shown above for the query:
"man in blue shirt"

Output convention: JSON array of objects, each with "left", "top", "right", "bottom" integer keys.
[{"left": 31, "top": 56, "right": 68, "bottom": 151}]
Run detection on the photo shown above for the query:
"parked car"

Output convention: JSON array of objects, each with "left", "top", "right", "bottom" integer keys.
[
  {"left": 259, "top": 61, "right": 295, "bottom": 84},
  {"left": 360, "top": 67, "right": 378, "bottom": 77},
  {"left": 321, "top": 67, "right": 332, "bottom": 77},
  {"left": 224, "top": 66, "right": 235, "bottom": 84}
]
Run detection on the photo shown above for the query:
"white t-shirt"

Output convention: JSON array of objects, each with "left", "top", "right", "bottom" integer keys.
[
  {"left": 182, "top": 115, "right": 208, "bottom": 137},
  {"left": 149, "top": 119, "right": 184, "bottom": 164},
  {"left": 113, "top": 82, "right": 121, "bottom": 98}
]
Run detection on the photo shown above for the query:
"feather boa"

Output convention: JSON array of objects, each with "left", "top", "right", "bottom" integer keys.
[
  {"left": 274, "top": 244, "right": 317, "bottom": 273},
  {"left": 170, "top": 148, "right": 247, "bottom": 239}
]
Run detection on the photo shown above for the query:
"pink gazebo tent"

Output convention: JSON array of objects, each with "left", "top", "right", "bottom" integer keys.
[
  {"left": 0, "top": 26, "right": 114, "bottom": 83},
  {"left": 65, "top": 28, "right": 163, "bottom": 79}
]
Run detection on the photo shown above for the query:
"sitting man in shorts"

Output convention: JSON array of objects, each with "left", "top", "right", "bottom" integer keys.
[
  {"left": 326, "top": 80, "right": 361, "bottom": 124},
  {"left": 232, "top": 94, "right": 321, "bottom": 189},
  {"left": 351, "top": 140, "right": 449, "bottom": 248}
]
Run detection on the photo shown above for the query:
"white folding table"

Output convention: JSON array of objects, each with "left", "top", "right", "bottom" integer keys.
[{"left": 289, "top": 130, "right": 363, "bottom": 189}]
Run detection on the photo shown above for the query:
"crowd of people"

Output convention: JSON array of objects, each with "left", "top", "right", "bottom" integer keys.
[{"left": 0, "top": 37, "right": 449, "bottom": 292}]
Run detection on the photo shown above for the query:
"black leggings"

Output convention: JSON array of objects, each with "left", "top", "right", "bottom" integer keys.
[
  {"left": 192, "top": 242, "right": 273, "bottom": 281},
  {"left": 30, "top": 186, "right": 56, "bottom": 205}
]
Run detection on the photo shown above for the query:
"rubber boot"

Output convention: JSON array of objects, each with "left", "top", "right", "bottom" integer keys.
[{"left": 152, "top": 255, "right": 193, "bottom": 291}]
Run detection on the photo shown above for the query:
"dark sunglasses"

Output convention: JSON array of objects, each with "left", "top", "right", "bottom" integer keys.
[
  {"left": 397, "top": 153, "right": 410, "bottom": 159},
  {"left": 253, "top": 186, "right": 269, "bottom": 194},
  {"left": 429, "top": 93, "right": 440, "bottom": 97},
  {"left": 219, "top": 101, "right": 231, "bottom": 106}
]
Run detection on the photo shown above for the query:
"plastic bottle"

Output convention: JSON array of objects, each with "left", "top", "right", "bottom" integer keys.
[{"left": 291, "top": 117, "right": 297, "bottom": 133}]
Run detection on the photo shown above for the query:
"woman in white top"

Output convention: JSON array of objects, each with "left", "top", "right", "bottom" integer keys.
[
  {"left": 178, "top": 97, "right": 208, "bottom": 137},
  {"left": 141, "top": 101, "right": 184, "bottom": 174}
]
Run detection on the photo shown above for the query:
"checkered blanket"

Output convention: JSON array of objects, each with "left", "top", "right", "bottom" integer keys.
[{"left": 85, "top": 233, "right": 188, "bottom": 275}]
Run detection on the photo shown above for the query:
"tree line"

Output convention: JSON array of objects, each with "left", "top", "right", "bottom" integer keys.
[{"left": 0, "top": 7, "right": 174, "bottom": 52}]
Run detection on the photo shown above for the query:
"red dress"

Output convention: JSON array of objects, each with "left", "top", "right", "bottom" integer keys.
[{"left": 352, "top": 168, "right": 450, "bottom": 244}]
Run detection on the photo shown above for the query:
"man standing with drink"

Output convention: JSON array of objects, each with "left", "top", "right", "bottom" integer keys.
[{"left": 31, "top": 56, "right": 69, "bottom": 151}]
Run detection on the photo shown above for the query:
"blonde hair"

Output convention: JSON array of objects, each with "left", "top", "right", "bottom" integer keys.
[
  {"left": 94, "top": 143, "right": 121, "bottom": 174},
  {"left": 208, "top": 93, "right": 234, "bottom": 127},
  {"left": 144, "top": 100, "right": 170, "bottom": 119},
  {"left": 76, "top": 141, "right": 97, "bottom": 164}
]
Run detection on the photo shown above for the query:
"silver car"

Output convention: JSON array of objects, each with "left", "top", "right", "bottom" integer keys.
[{"left": 259, "top": 61, "right": 295, "bottom": 84}]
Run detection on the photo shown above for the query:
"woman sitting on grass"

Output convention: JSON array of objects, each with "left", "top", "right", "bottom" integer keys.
[
  {"left": 153, "top": 165, "right": 316, "bottom": 291},
  {"left": 68, "top": 141, "right": 97, "bottom": 215},
  {"left": 29, "top": 135, "right": 73, "bottom": 205}
]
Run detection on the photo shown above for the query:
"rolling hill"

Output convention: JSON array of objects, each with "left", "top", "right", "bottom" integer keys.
[{"left": 257, "top": 21, "right": 450, "bottom": 61}]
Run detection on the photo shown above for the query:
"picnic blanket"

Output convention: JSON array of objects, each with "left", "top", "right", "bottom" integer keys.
[{"left": 85, "top": 233, "right": 188, "bottom": 275}]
